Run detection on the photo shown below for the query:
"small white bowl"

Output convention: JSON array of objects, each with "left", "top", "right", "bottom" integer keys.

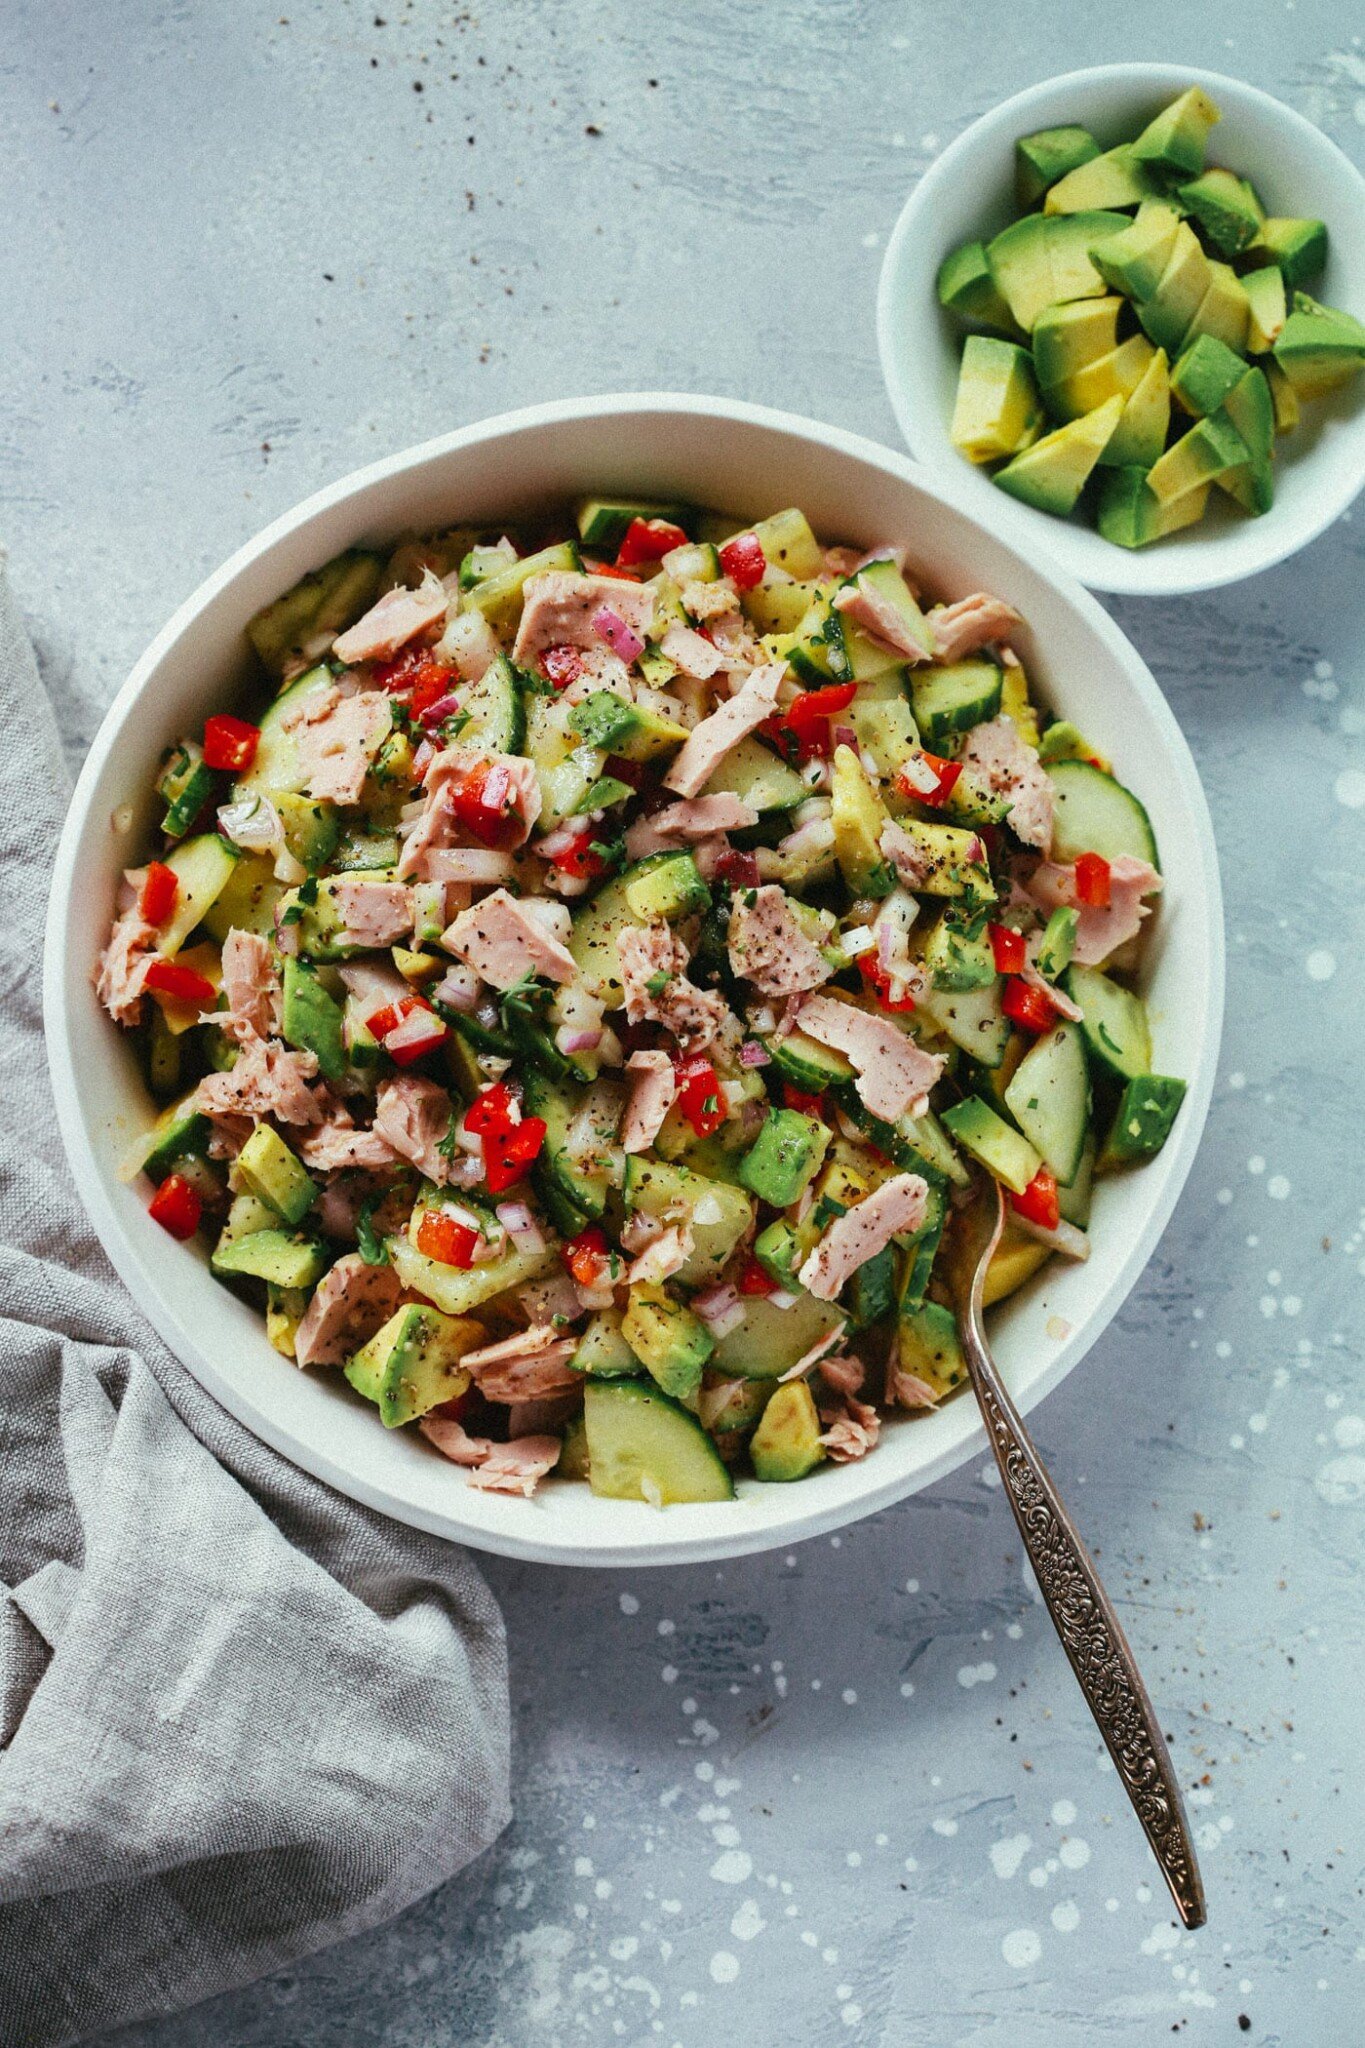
[
  {"left": 46, "top": 394, "right": 1224, "bottom": 1567},
  {"left": 877, "top": 64, "right": 1365, "bottom": 596}
]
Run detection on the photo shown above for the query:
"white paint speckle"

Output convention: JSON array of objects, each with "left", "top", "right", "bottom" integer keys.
[
  {"left": 957, "top": 1662, "right": 997, "bottom": 1688},
  {"left": 1051, "top": 1799, "right": 1077, "bottom": 1827},
  {"left": 842, "top": 1688, "right": 857, "bottom": 1705},
  {"left": 1058, "top": 1837, "right": 1091, "bottom": 1871},
  {"left": 1051, "top": 1900, "right": 1080, "bottom": 1933},
  {"left": 710, "top": 1850, "right": 752, "bottom": 1885},
  {"left": 730, "top": 1898, "right": 765, "bottom": 1942},
  {"left": 619, "top": 1593, "right": 639, "bottom": 1615},
  {"left": 1141, "top": 1921, "right": 1182, "bottom": 1957},
  {"left": 1248, "top": 1154, "right": 1265, "bottom": 1175},
  {"left": 931, "top": 1817, "right": 959, "bottom": 1837},
  {"left": 1316, "top": 1454, "right": 1365, "bottom": 1505},
  {"left": 1334, "top": 1415, "right": 1365, "bottom": 1448},
  {"left": 1002, "top": 1928, "right": 1042, "bottom": 1968},
  {"left": 990, "top": 1833, "right": 1032, "bottom": 1880},
  {"left": 1267, "top": 1174, "right": 1291, "bottom": 1199},
  {"left": 709, "top": 1950, "right": 739, "bottom": 1985},
  {"left": 1306, "top": 949, "right": 1337, "bottom": 981},
  {"left": 1334, "top": 767, "right": 1365, "bottom": 808}
]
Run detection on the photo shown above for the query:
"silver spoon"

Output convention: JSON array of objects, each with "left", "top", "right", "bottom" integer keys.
[{"left": 944, "top": 1170, "right": 1206, "bottom": 1929}]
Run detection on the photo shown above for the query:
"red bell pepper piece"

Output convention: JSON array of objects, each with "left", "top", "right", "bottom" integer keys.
[
  {"left": 1011, "top": 1166, "right": 1060, "bottom": 1233},
  {"left": 143, "top": 957, "right": 217, "bottom": 1008},
  {"left": 482, "top": 1116, "right": 547, "bottom": 1193},
  {"left": 1074, "top": 851, "right": 1112, "bottom": 909},
  {"left": 463, "top": 1081, "right": 516, "bottom": 1136},
  {"left": 561, "top": 1223, "right": 611, "bottom": 1288},
  {"left": 547, "top": 826, "right": 606, "bottom": 881},
  {"left": 139, "top": 860, "right": 179, "bottom": 927},
  {"left": 859, "top": 956, "right": 917, "bottom": 1013},
  {"left": 416, "top": 1209, "right": 481, "bottom": 1269},
  {"left": 898, "top": 752, "right": 962, "bottom": 808},
  {"left": 673, "top": 1055, "right": 727, "bottom": 1139},
  {"left": 715, "top": 847, "right": 761, "bottom": 889},
  {"left": 615, "top": 516, "right": 688, "bottom": 567},
  {"left": 202, "top": 714, "right": 261, "bottom": 773},
  {"left": 1002, "top": 976, "right": 1059, "bottom": 1035},
  {"left": 539, "top": 644, "right": 585, "bottom": 690},
  {"left": 580, "top": 558, "right": 642, "bottom": 582},
  {"left": 447, "top": 759, "right": 528, "bottom": 851},
  {"left": 782, "top": 1083, "right": 827, "bottom": 1117},
  {"left": 737, "top": 1255, "right": 777, "bottom": 1297},
  {"left": 761, "top": 680, "right": 858, "bottom": 764},
  {"left": 987, "top": 922, "right": 1026, "bottom": 975},
  {"left": 148, "top": 1171, "right": 203, "bottom": 1240},
  {"left": 384, "top": 1007, "right": 447, "bottom": 1067},
  {"left": 718, "top": 531, "right": 766, "bottom": 590}
]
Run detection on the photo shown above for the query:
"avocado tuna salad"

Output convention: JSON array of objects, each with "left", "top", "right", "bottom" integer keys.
[{"left": 97, "top": 499, "right": 1185, "bottom": 1505}]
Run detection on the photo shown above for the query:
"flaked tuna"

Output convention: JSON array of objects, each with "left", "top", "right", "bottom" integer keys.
[
  {"left": 397, "top": 745, "right": 541, "bottom": 880},
  {"left": 419, "top": 1414, "right": 562, "bottom": 1496},
  {"left": 616, "top": 923, "right": 730, "bottom": 1052},
  {"left": 374, "top": 1073, "right": 458, "bottom": 1182},
  {"left": 333, "top": 876, "right": 412, "bottom": 949},
  {"left": 795, "top": 993, "right": 944, "bottom": 1123},
  {"left": 512, "top": 571, "right": 655, "bottom": 667},
  {"left": 958, "top": 716, "right": 1053, "bottom": 852},
  {"left": 444, "top": 888, "right": 577, "bottom": 988},
  {"left": 727, "top": 884, "right": 831, "bottom": 998},
  {"left": 459, "top": 1326, "right": 581, "bottom": 1403},
  {"left": 1026, "top": 854, "right": 1162, "bottom": 967},
  {"left": 216, "top": 929, "right": 282, "bottom": 1042},
  {"left": 196, "top": 1028, "right": 323, "bottom": 1126},
  {"left": 799, "top": 1171, "right": 929, "bottom": 1301},
  {"left": 332, "top": 571, "right": 448, "bottom": 665},
  {"left": 283, "top": 686, "right": 392, "bottom": 806},
  {"left": 928, "top": 591, "right": 1022, "bottom": 663},
  {"left": 663, "top": 663, "right": 785, "bottom": 799},
  {"left": 294, "top": 1253, "right": 404, "bottom": 1368},
  {"left": 621, "top": 1050, "right": 678, "bottom": 1154}
]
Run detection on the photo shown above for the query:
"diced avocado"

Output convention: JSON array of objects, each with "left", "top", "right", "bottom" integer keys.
[
  {"left": 848, "top": 672, "right": 919, "bottom": 780},
  {"left": 1034, "top": 906, "right": 1078, "bottom": 980},
  {"left": 750, "top": 1379, "right": 825, "bottom": 1483},
  {"left": 753, "top": 1216, "right": 811, "bottom": 1291},
  {"left": 738, "top": 1109, "right": 831, "bottom": 1210},
  {"left": 1045, "top": 334, "right": 1157, "bottom": 424},
  {"left": 742, "top": 576, "right": 827, "bottom": 635},
  {"left": 1015, "top": 125, "right": 1100, "bottom": 209},
  {"left": 1171, "top": 332, "right": 1248, "bottom": 416},
  {"left": 1243, "top": 264, "right": 1287, "bottom": 353},
  {"left": 583, "top": 1380, "right": 733, "bottom": 1504},
  {"left": 212, "top": 1227, "right": 328, "bottom": 1290},
  {"left": 1246, "top": 216, "right": 1327, "bottom": 291},
  {"left": 1185, "top": 259, "right": 1250, "bottom": 355},
  {"left": 830, "top": 745, "right": 893, "bottom": 895},
  {"left": 1089, "top": 201, "right": 1182, "bottom": 302},
  {"left": 1003, "top": 1021, "right": 1091, "bottom": 1184},
  {"left": 265, "top": 1282, "right": 307, "bottom": 1358},
  {"left": 575, "top": 497, "right": 691, "bottom": 548},
  {"left": 895, "top": 1299, "right": 967, "bottom": 1403},
  {"left": 939, "top": 1095, "right": 1041, "bottom": 1195},
  {"left": 393, "top": 946, "right": 443, "bottom": 985},
  {"left": 986, "top": 211, "right": 1127, "bottom": 334},
  {"left": 557, "top": 1412, "right": 591, "bottom": 1480},
  {"left": 155, "top": 833, "right": 240, "bottom": 956},
  {"left": 622, "top": 1284, "right": 714, "bottom": 1402},
  {"left": 127, "top": 1094, "right": 210, "bottom": 1184},
  {"left": 950, "top": 337, "right": 1044, "bottom": 462},
  {"left": 937, "top": 240, "right": 1019, "bottom": 336},
  {"left": 1273, "top": 293, "right": 1365, "bottom": 399},
  {"left": 1098, "top": 1074, "right": 1188, "bottom": 1168},
  {"left": 1038, "top": 719, "right": 1107, "bottom": 768},
  {"left": 622, "top": 851, "right": 710, "bottom": 921},
  {"left": 993, "top": 395, "right": 1124, "bottom": 516},
  {"left": 1098, "top": 346, "right": 1171, "bottom": 469},
  {"left": 345, "top": 1303, "right": 481, "bottom": 1427},
  {"left": 1096, "top": 469, "right": 1211, "bottom": 548},
  {"left": 1063, "top": 964, "right": 1153, "bottom": 1080},
  {"left": 281, "top": 956, "right": 346, "bottom": 1083},
  {"left": 1032, "top": 297, "right": 1124, "bottom": 392},
  {"left": 910, "top": 657, "right": 1002, "bottom": 743},
  {"left": 1266, "top": 358, "right": 1300, "bottom": 433},
  {"left": 997, "top": 654, "right": 1039, "bottom": 749},
  {"left": 1178, "top": 167, "right": 1263, "bottom": 257},
  {"left": 698, "top": 1371, "right": 772, "bottom": 1437},
  {"left": 1044, "top": 146, "right": 1161, "bottom": 216},
  {"left": 271, "top": 792, "right": 341, "bottom": 873},
  {"left": 1130, "top": 86, "right": 1221, "bottom": 178},
  {"left": 924, "top": 911, "right": 995, "bottom": 992},
  {"left": 1136, "top": 222, "right": 1213, "bottom": 353},
  {"left": 570, "top": 1307, "right": 644, "bottom": 1380},
  {"left": 886, "top": 818, "right": 995, "bottom": 902},
  {"left": 246, "top": 549, "right": 385, "bottom": 680},
  {"left": 568, "top": 690, "right": 688, "bottom": 763},
  {"left": 1045, "top": 210, "right": 1133, "bottom": 308},
  {"left": 983, "top": 1223, "right": 1052, "bottom": 1305},
  {"left": 236, "top": 1124, "right": 317, "bottom": 1227},
  {"left": 1146, "top": 408, "right": 1247, "bottom": 506},
  {"left": 1218, "top": 367, "right": 1276, "bottom": 515}
]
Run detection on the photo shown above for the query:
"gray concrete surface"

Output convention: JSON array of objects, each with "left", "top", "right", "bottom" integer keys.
[{"left": 4, "top": 3, "right": 1364, "bottom": 2043}]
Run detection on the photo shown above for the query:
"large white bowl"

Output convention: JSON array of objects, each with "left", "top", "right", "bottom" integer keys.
[
  {"left": 877, "top": 64, "right": 1365, "bottom": 596},
  {"left": 45, "top": 394, "right": 1224, "bottom": 1566}
]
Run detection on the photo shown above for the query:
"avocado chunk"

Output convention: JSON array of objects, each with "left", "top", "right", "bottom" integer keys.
[
  {"left": 1032, "top": 297, "right": 1124, "bottom": 393},
  {"left": 1217, "top": 367, "right": 1276, "bottom": 515},
  {"left": 1246, "top": 216, "right": 1327, "bottom": 291},
  {"left": 1272, "top": 293, "right": 1365, "bottom": 399},
  {"left": 1089, "top": 201, "right": 1182, "bottom": 302},
  {"left": 1185, "top": 260, "right": 1250, "bottom": 355},
  {"left": 1045, "top": 334, "right": 1157, "bottom": 424},
  {"left": 1098, "top": 346, "right": 1171, "bottom": 469},
  {"left": 1003, "top": 1021, "right": 1091, "bottom": 1184},
  {"left": 1096, "top": 468, "right": 1211, "bottom": 548},
  {"left": 281, "top": 956, "right": 347, "bottom": 1083},
  {"left": 557, "top": 1412, "right": 591, "bottom": 1480},
  {"left": 130, "top": 1095, "right": 210, "bottom": 1184},
  {"left": 884, "top": 817, "right": 996, "bottom": 902},
  {"left": 1098, "top": 1074, "right": 1188, "bottom": 1168},
  {"left": 246, "top": 549, "right": 385, "bottom": 680},
  {"left": 738, "top": 1108, "right": 831, "bottom": 1209},
  {"left": 568, "top": 690, "right": 688, "bottom": 763},
  {"left": 622, "top": 851, "right": 710, "bottom": 921},
  {"left": 273, "top": 792, "right": 341, "bottom": 873},
  {"left": 1015, "top": 125, "right": 1099, "bottom": 209},
  {"left": 924, "top": 911, "right": 995, "bottom": 992},
  {"left": 939, "top": 1096, "right": 1042, "bottom": 1195},
  {"left": 1034, "top": 906, "right": 1078, "bottom": 979},
  {"left": 1243, "top": 264, "right": 1287, "bottom": 352},
  {"left": 750, "top": 1379, "right": 825, "bottom": 1483},
  {"left": 570, "top": 1307, "right": 645, "bottom": 1380},
  {"left": 1265, "top": 358, "right": 1300, "bottom": 433},
  {"left": 1170, "top": 333, "right": 1247, "bottom": 416},
  {"left": 830, "top": 744, "right": 893, "bottom": 894},
  {"left": 895, "top": 1299, "right": 968, "bottom": 1403},
  {"left": 993, "top": 394, "right": 1124, "bottom": 516},
  {"left": 1044, "top": 146, "right": 1161, "bottom": 216},
  {"left": 753, "top": 1215, "right": 814, "bottom": 1291},
  {"left": 845, "top": 1242, "right": 898, "bottom": 1330},
  {"left": 265, "top": 1282, "right": 307, "bottom": 1358},
  {"left": 622, "top": 1284, "right": 714, "bottom": 1401},
  {"left": 1130, "top": 85, "right": 1221, "bottom": 179},
  {"left": 1146, "top": 409, "right": 1248, "bottom": 506},
  {"left": 236, "top": 1124, "right": 317, "bottom": 1227},
  {"left": 950, "top": 337, "right": 1043, "bottom": 462},
  {"left": 212, "top": 1228, "right": 328, "bottom": 1290},
  {"left": 985, "top": 211, "right": 1128, "bottom": 333},
  {"left": 345, "top": 1303, "right": 481, "bottom": 1427},
  {"left": 1177, "top": 167, "right": 1264, "bottom": 256},
  {"left": 1135, "top": 222, "right": 1212, "bottom": 353},
  {"left": 937, "top": 241, "right": 1019, "bottom": 335}
]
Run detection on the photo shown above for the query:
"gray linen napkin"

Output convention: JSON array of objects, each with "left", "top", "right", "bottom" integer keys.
[{"left": 0, "top": 555, "right": 512, "bottom": 2046}]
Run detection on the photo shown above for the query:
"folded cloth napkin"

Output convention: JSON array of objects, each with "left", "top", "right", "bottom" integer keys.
[{"left": 0, "top": 555, "right": 511, "bottom": 2048}]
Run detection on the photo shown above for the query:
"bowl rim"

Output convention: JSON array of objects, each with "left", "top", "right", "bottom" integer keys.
[
  {"left": 44, "top": 390, "right": 1225, "bottom": 1565},
  {"left": 876, "top": 61, "right": 1365, "bottom": 598}
]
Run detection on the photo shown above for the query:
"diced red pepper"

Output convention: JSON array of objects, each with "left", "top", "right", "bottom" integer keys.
[
  {"left": 719, "top": 531, "right": 766, "bottom": 590},
  {"left": 615, "top": 516, "right": 688, "bottom": 567},
  {"left": 859, "top": 956, "right": 917, "bottom": 1013},
  {"left": 715, "top": 847, "right": 761, "bottom": 890},
  {"left": 148, "top": 1170, "right": 203, "bottom": 1240},
  {"left": 761, "top": 680, "right": 859, "bottom": 764},
  {"left": 674, "top": 1054, "right": 727, "bottom": 1139},
  {"left": 1002, "top": 976, "right": 1059, "bottom": 1035},
  {"left": 987, "top": 922, "right": 1026, "bottom": 975},
  {"left": 737, "top": 1255, "right": 777, "bottom": 1297},
  {"left": 416, "top": 1209, "right": 481, "bottom": 1269},
  {"left": 139, "top": 860, "right": 179, "bottom": 926},
  {"left": 482, "top": 1115, "right": 548, "bottom": 1194},
  {"left": 144, "top": 957, "right": 217, "bottom": 1007},
  {"left": 202, "top": 714, "right": 261, "bottom": 773},
  {"left": 561, "top": 1223, "right": 611, "bottom": 1288},
  {"left": 447, "top": 759, "right": 528, "bottom": 851},
  {"left": 1074, "top": 851, "right": 1112, "bottom": 909},
  {"left": 463, "top": 1081, "right": 516, "bottom": 1136},
  {"left": 1011, "top": 1166, "right": 1060, "bottom": 1233},
  {"left": 384, "top": 1007, "right": 447, "bottom": 1067},
  {"left": 546, "top": 826, "right": 606, "bottom": 881},
  {"left": 539, "top": 643, "right": 585, "bottom": 690},
  {"left": 782, "top": 1083, "right": 827, "bottom": 1117},
  {"left": 581, "top": 557, "right": 642, "bottom": 582},
  {"left": 898, "top": 751, "right": 962, "bottom": 808}
]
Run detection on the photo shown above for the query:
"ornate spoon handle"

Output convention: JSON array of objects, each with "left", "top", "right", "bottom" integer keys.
[{"left": 959, "top": 1308, "right": 1207, "bottom": 1930}]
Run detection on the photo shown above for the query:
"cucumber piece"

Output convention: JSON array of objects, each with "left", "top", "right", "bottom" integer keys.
[
  {"left": 160, "top": 833, "right": 240, "bottom": 955},
  {"left": 1099, "top": 1074, "right": 1186, "bottom": 1167},
  {"left": 571, "top": 1308, "right": 644, "bottom": 1380},
  {"left": 389, "top": 1231, "right": 556, "bottom": 1316},
  {"left": 848, "top": 558, "right": 938, "bottom": 662},
  {"left": 710, "top": 1291, "right": 847, "bottom": 1381},
  {"left": 940, "top": 1096, "right": 1041, "bottom": 1194},
  {"left": 741, "top": 577, "right": 828, "bottom": 636},
  {"left": 584, "top": 1380, "right": 733, "bottom": 1504},
  {"left": 246, "top": 550, "right": 385, "bottom": 681},
  {"left": 621, "top": 1157, "right": 753, "bottom": 1287},
  {"left": 1003, "top": 1022, "right": 1091, "bottom": 1184},
  {"left": 921, "top": 975, "right": 1009, "bottom": 1068},
  {"left": 910, "top": 659, "right": 1003, "bottom": 746},
  {"left": 158, "top": 739, "right": 217, "bottom": 840},
  {"left": 899, "top": 1182, "right": 948, "bottom": 1309},
  {"left": 786, "top": 591, "right": 852, "bottom": 685},
  {"left": 233, "top": 663, "right": 336, "bottom": 798},
  {"left": 524, "top": 1069, "right": 612, "bottom": 1222},
  {"left": 576, "top": 498, "right": 692, "bottom": 549},
  {"left": 744, "top": 508, "right": 825, "bottom": 580},
  {"left": 846, "top": 1243, "right": 898, "bottom": 1329},
  {"left": 332, "top": 827, "right": 401, "bottom": 873},
  {"left": 212, "top": 1229, "right": 328, "bottom": 1290},
  {"left": 1046, "top": 759, "right": 1159, "bottom": 869},
  {"left": 461, "top": 539, "right": 582, "bottom": 633},
  {"left": 1058, "top": 1136, "right": 1095, "bottom": 1227},
  {"left": 895, "top": 1299, "right": 967, "bottom": 1403},
  {"left": 123, "top": 1094, "right": 210, "bottom": 1184},
  {"left": 699, "top": 734, "right": 807, "bottom": 815},
  {"left": 1063, "top": 964, "right": 1153, "bottom": 1081},
  {"left": 146, "top": 1004, "right": 183, "bottom": 1099},
  {"left": 457, "top": 653, "right": 525, "bottom": 755},
  {"left": 837, "top": 1091, "right": 964, "bottom": 1188},
  {"left": 557, "top": 1414, "right": 591, "bottom": 1480},
  {"left": 761, "top": 1028, "right": 855, "bottom": 1094},
  {"left": 524, "top": 693, "right": 607, "bottom": 831}
]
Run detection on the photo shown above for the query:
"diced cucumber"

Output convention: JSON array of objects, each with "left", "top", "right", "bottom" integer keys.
[
  {"left": 1058, "top": 1136, "right": 1095, "bottom": 1227},
  {"left": 571, "top": 1308, "right": 644, "bottom": 1380},
  {"left": 848, "top": 672, "right": 919, "bottom": 780},
  {"left": 1099, "top": 1074, "right": 1187, "bottom": 1167},
  {"left": 838, "top": 1090, "right": 966, "bottom": 1188},
  {"left": 621, "top": 1157, "right": 753, "bottom": 1287},
  {"left": 849, "top": 557, "right": 938, "bottom": 662},
  {"left": 524, "top": 693, "right": 607, "bottom": 831},
  {"left": 699, "top": 734, "right": 807, "bottom": 815},
  {"left": 1003, "top": 1022, "right": 1091, "bottom": 1184},
  {"left": 910, "top": 660, "right": 1003, "bottom": 746},
  {"left": 742, "top": 507, "right": 825, "bottom": 580},
  {"left": 1035, "top": 906, "right": 1078, "bottom": 980},
  {"left": 233, "top": 663, "right": 336, "bottom": 798},
  {"left": 576, "top": 498, "right": 692, "bottom": 549},
  {"left": 199, "top": 852, "right": 282, "bottom": 943},
  {"left": 458, "top": 652, "right": 525, "bottom": 755},
  {"left": 161, "top": 834, "right": 240, "bottom": 955},
  {"left": 146, "top": 1005, "right": 183, "bottom": 1098},
  {"left": 123, "top": 1094, "right": 210, "bottom": 1185},
  {"left": 389, "top": 1232, "right": 556, "bottom": 1316},
  {"left": 741, "top": 578, "right": 828, "bottom": 636},
  {"left": 895, "top": 1299, "right": 967, "bottom": 1403},
  {"left": 246, "top": 550, "right": 385, "bottom": 680},
  {"left": 1046, "top": 759, "right": 1159, "bottom": 869},
  {"left": 940, "top": 1096, "right": 1041, "bottom": 1194},
  {"left": 212, "top": 1229, "right": 328, "bottom": 1290},
  {"left": 846, "top": 1243, "right": 898, "bottom": 1329},
  {"left": 461, "top": 539, "right": 582, "bottom": 632},
  {"left": 1063, "top": 964, "right": 1153, "bottom": 1081},
  {"left": 158, "top": 739, "right": 216, "bottom": 839},
  {"left": 525, "top": 1068, "right": 612, "bottom": 1222},
  {"left": 786, "top": 592, "right": 851, "bottom": 685},
  {"left": 710, "top": 1291, "right": 847, "bottom": 1382},
  {"left": 921, "top": 975, "right": 1009, "bottom": 1067},
  {"left": 584, "top": 1381, "right": 734, "bottom": 1504},
  {"left": 761, "top": 1028, "right": 855, "bottom": 1094},
  {"left": 899, "top": 1181, "right": 948, "bottom": 1309}
]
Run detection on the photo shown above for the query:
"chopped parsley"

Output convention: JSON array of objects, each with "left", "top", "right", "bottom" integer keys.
[
  {"left": 355, "top": 1192, "right": 390, "bottom": 1266},
  {"left": 645, "top": 971, "right": 670, "bottom": 996}
]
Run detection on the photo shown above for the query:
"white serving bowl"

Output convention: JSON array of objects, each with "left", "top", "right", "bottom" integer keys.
[
  {"left": 46, "top": 394, "right": 1223, "bottom": 1566},
  {"left": 877, "top": 64, "right": 1365, "bottom": 596}
]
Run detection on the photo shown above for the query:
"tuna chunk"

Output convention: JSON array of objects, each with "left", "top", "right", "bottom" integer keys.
[
  {"left": 663, "top": 663, "right": 785, "bottom": 800},
  {"left": 397, "top": 746, "right": 542, "bottom": 880},
  {"left": 616, "top": 923, "right": 730, "bottom": 1053},
  {"left": 818, "top": 1393, "right": 881, "bottom": 1462},
  {"left": 626, "top": 1224, "right": 693, "bottom": 1286},
  {"left": 196, "top": 1028, "right": 323, "bottom": 1126},
  {"left": 331, "top": 570, "right": 448, "bottom": 665},
  {"left": 334, "top": 876, "right": 413, "bottom": 948},
  {"left": 216, "top": 928, "right": 283, "bottom": 1042},
  {"left": 444, "top": 887, "right": 577, "bottom": 988},
  {"left": 833, "top": 574, "right": 933, "bottom": 663},
  {"left": 95, "top": 895, "right": 156, "bottom": 1025},
  {"left": 374, "top": 1073, "right": 458, "bottom": 1182},
  {"left": 881, "top": 818, "right": 989, "bottom": 892},
  {"left": 459, "top": 1327, "right": 581, "bottom": 1403},
  {"left": 294, "top": 1253, "right": 404, "bottom": 1368},
  {"left": 283, "top": 685, "right": 392, "bottom": 805},
  {"left": 727, "top": 884, "right": 831, "bottom": 998},
  {"left": 512, "top": 571, "right": 656, "bottom": 667},
  {"left": 297, "top": 1111, "right": 401, "bottom": 1173},
  {"left": 928, "top": 591, "right": 1023, "bottom": 663},
  {"left": 419, "top": 1414, "right": 562, "bottom": 1496},
  {"left": 621, "top": 1050, "right": 678, "bottom": 1154},
  {"left": 659, "top": 621, "right": 726, "bottom": 680},
  {"left": 958, "top": 717, "right": 1052, "bottom": 852},
  {"left": 800, "top": 1172, "right": 929, "bottom": 1301},
  {"left": 795, "top": 993, "right": 944, "bottom": 1123},
  {"left": 1025, "top": 855, "right": 1162, "bottom": 967}
]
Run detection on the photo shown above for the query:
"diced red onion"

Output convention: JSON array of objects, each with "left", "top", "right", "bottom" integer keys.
[
  {"left": 739, "top": 1040, "right": 771, "bottom": 1067},
  {"left": 217, "top": 792, "right": 282, "bottom": 852},
  {"left": 592, "top": 605, "right": 644, "bottom": 664},
  {"left": 495, "top": 1200, "right": 546, "bottom": 1255},
  {"left": 537, "top": 820, "right": 587, "bottom": 861},
  {"left": 832, "top": 723, "right": 857, "bottom": 751},
  {"left": 412, "top": 738, "right": 436, "bottom": 781},
  {"left": 693, "top": 1283, "right": 745, "bottom": 1339},
  {"left": 385, "top": 1007, "right": 445, "bottom": 1056},
  {"left": 768, "top": 1289, "right": 798, "bottom": 1311},
  {"left": 418, "top": 690, "right": 463, "bottom": 727},
  {"left": 556, "top": 1025, "right": 602, "bottom": 1056},
  {"left": 433, "top": 964, "right": 480, "bottom": 1011}
]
